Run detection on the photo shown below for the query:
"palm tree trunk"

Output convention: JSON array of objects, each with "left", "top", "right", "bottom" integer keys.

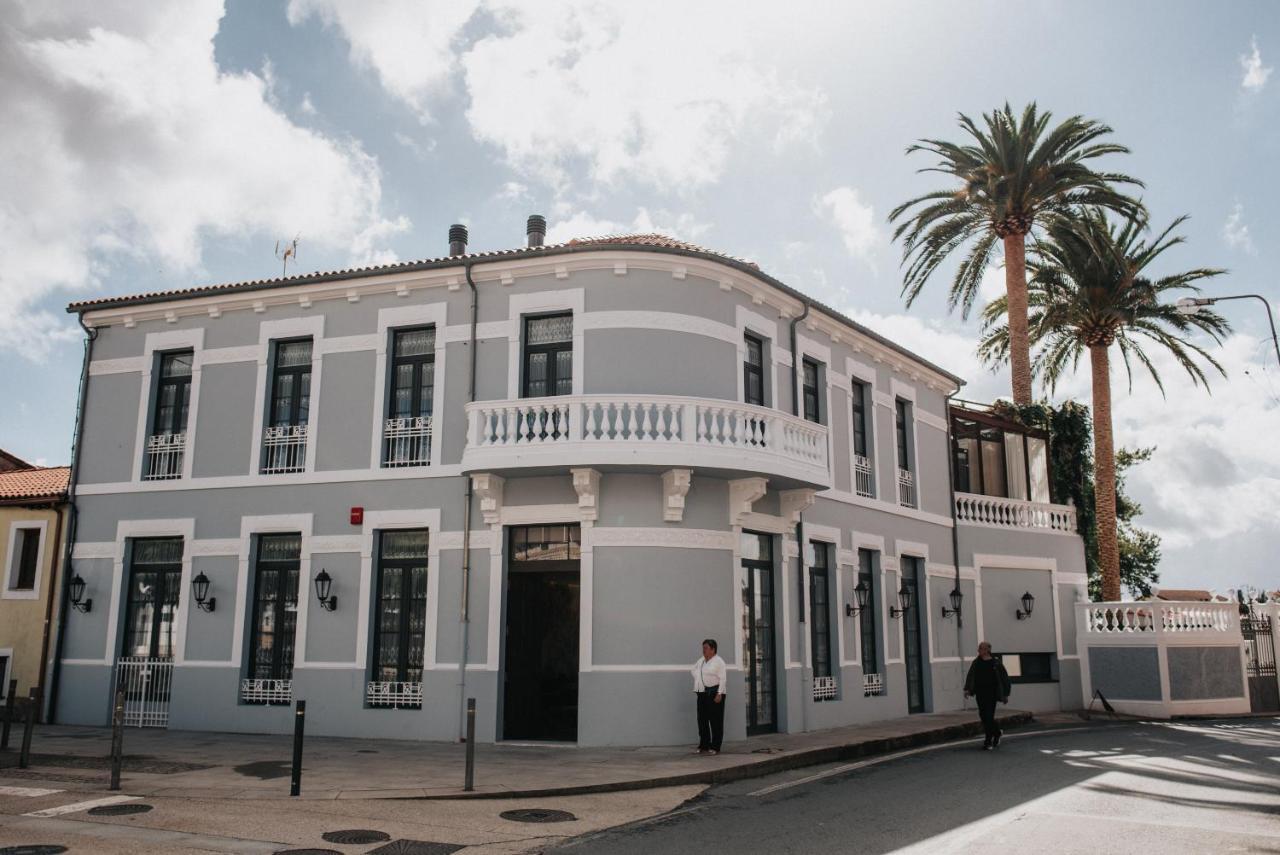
[
  {"left": 1090, "top": 343, "right": 1121, "bottom": 601},
  {"left": 1003, "top": 232, "right": 1034, "bottom": 406}
]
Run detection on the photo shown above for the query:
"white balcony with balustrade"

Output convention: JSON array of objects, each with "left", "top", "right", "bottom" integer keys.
[
  {"left": 462, "top": 394, "right": 831, "bottom": 489},
  {"left": 954, "top": 493, "right": 1077, "bottom": 533}
]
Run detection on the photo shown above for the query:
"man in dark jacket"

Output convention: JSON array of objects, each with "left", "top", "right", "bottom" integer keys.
[{"left": 964, "top": 641, "right": 1012, "bottom": 749}]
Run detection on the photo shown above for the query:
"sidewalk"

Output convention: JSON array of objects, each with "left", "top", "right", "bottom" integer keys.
[{"left": 0, "top": 708, "right": 1042, "bottom": 801}]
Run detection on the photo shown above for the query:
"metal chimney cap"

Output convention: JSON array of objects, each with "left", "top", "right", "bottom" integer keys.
[
  {"left": 448, "top": 223, "right": 469, "bottom": 256},
  {"left": 526, "top": 214, "right": 546, "bottom": 247}
]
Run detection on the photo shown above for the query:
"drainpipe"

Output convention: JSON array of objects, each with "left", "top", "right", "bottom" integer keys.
[
  {"left": 457, "top": 258, "right": 479, "bottom": 741},
  {"left": 943, "top": 389, "right": 966, "bottom": 704},
  {"left": 48, "top": 316, "right": 97, "bottom": 723},
  {"left": 788, "top": 299, "right": 810, "bottom": 731}
]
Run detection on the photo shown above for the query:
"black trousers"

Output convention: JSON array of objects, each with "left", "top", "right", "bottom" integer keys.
[
  {"left": 976, "top": 693, "right": 999, "bottom": 743},
  {"left": 696, "top": 687, "right": 725, "bottom": 751}
]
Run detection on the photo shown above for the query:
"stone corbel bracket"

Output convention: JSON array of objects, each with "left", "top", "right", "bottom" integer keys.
[
  {"left": 662, "top": 468, "right": 693, "bottom": 523},
  {"left": 571, "top": 468, "right": 601, "bottom": 522},
  {"left": 728, "top": 477, "right": 768, "bottom": 527},
  {"left": 472, "top": 473, "right": 505, "bottom": 525},
  {"left": 780, "top": 488, "right": 817, "bottom": 525}
]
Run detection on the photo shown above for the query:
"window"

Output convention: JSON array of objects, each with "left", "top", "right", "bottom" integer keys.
[
  {"left": 850, "top": 382, "right": 869, "bottom": 457},
  {"left": 802, "top": 359, "right": 821, "bottom": 423},
  {"left": 743, "top": 333, "right": 765, "bottom": 406},
  {"left": 808, "top": 542, "right": 833, "bottom": 685},
  {"left": 369, "top": 529, "right": 429, "bottom": 708},
  {"left": 246, "top": 534, "right": 301, "bottom": 697},
  {"left": 9, "top": 528, "right": 40, "bottom": 591},
  {"left": 144, "top": 350, "right": 193, "bottom": 479},
  {"left": 895, "top": 399, "right": 912, "bottom": 472},
  {"left": 522, "top": 313, "right": 573, "bottom": 398},
  {"left": 998, "top": 652, "right": 1056, "bottom": 683},
  {"left": 951, "top": 410, "right": 1052, "bottom": 504},
  {"left": 122, "top": 538, "right": 183, "bottom": 659},
  {"left": 383, "top": 327, "right": 435, "bottom": 467},
  {"left": 858, "top": 548, "right": 878, "bottom": 674},
  {"left": 262, "top": 339, "right": 312, "bottom": 474},
  {"left": 0, "top": 654, "right": 8, "bottom": 696}
]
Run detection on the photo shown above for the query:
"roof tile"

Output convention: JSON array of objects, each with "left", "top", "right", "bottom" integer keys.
[{"left": 0, "top": 466, "right": 70, "bottom": 501}]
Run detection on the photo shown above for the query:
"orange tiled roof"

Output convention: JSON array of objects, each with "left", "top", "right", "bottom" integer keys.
[
  {"left": 0, "top": 466, "right": 70, "bottom": 502},
  {"left": 1153, "top": 588, "right": 1214, "bottom": 602}
]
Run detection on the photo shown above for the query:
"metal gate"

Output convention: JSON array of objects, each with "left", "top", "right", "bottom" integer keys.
[
  {"left": 114, "top": 656, "right": 173, "bottom": 727},
  {"left": 1242, "top": 616, "right": 1279, "bottom": 713}
]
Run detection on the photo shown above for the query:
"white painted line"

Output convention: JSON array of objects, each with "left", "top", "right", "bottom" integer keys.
[
  {"left": 23, "top": 794, "right": 140, "bottom": 817},
  {"left": 749, "top": 726, "right": 1092, "bottom": 797},
  {"left": 0, "top": 786, "right": 64, "bottom": 797}
]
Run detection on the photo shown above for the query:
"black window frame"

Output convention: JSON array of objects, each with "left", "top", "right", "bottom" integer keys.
[
  {"left": 387, "top": 327, "right": 436, "bottom": 422},
  {"left": 743, "top": 333, "right": 766, "bottom": 407},
  {"left": 151, "top": 349, "right": 193, "bottom": 437},
  {"left": 245, "top": 533, "right": 301, "bottom": 694},
  {"left": 802, "top": 358, "right": 822, "bottom": 424},
  {"left": 997, "top": 651, "right": 1057, "bottom": 684},
  {"left": 121, "top": 537, "right": 184, "bottom": 660},
  {"left": 850, "top": 381, "right": 869, "bottom": 458},
  {"left": 370, "top": 528, "right": 430, "bottom": 689},
  {"left": 268, "top": 337, "right": 313, "bottom": 428},
  {"left": 808, "top": 540, "right": 833, "bottom": 684},
  {"left": 857, "top": 548, "right": 879, "bottom": 674},
  {"left": 950, "top": 409, "right": 1054, "bottom": 503},
  {"left": 895, "top": 399, "right": 912, "bottom": 473},
  {"left": 521, "top": 312, "right": 574, "bottom": 398},
  {"left": 11, "top": 527, "right": 40, "bottom": 591}
]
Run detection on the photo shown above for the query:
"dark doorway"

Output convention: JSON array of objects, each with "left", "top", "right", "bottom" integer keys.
[
  {"left": 503, "top": 524, "right": 581, "bottom": 741},
  {"left": 1243, "top": 615, "right": 1279, "bottom": 713},
  {"left": 902, "top": 556, "right": 926, "bottom": 713},
  {"left": 741, "top": 531, "right": 778, "bottom": 735}
]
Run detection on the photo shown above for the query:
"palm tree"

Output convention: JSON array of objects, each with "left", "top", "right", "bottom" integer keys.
[
  {"left": 978, "top": 210, "right": 1230, "bottom": 600},
  {"left": 890, "top": 103, "right": 1144, "bottom": 406}
]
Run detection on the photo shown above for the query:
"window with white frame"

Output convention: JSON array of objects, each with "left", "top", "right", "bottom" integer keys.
[
  {"left": 382, "top": 327, "right": 435, "bottom": 467},
  {"left": 261, "top": 339, "right": 312, "bottom": 474},
  {"left": 802, "top": 358, "right": 823, "bottom": 424},
  {"left": 143, "top": 350, "right": 193, "bottom": 480},
  {"left": 522, "top": 313, "right": 573, "bottom": 398},
  {"left": 851, "top": 381, "right": 874, "bottom": 497},
  {"left": 368, "top": 529, "right": 429, "bottom": 710},
  {"left": 243, "top": 533, "right": 301, "bottom": 704},
  {"left": 743, "top": 333, "right": 767, "bottom": 407},
  {"left": 857, "top": 548, "right": 879, "bottom": 675},
  {"left": 6, "top": 527, "right": 41, "bottom": 592},
  {"left": 808, "top": 541, "right": 834, "bottom": 695},
  {"left": 895, "top": 399, "right": 916, "bottom": 508}
]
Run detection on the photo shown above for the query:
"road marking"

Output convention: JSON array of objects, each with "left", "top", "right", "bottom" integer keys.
[
  {"left": 0, "top": 786, "right": 64, "bottom": 797},
  {"left": 23, "top": 795, "right": 140, "bottom": 817},
  {"left": 749, "top": 726, "right": 1093, "bottom": 796}
]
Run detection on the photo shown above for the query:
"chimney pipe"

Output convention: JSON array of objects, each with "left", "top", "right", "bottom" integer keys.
[
  {"left": 449, "top": 224, "right": 469, "bottom": 257},
  {"left": 526, "top": 214, "right": 546, "bottom": 248}
]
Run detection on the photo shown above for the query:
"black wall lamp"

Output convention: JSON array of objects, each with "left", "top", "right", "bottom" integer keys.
[
  {"left": 1016, "top": 591, "right": 1036, "bottom": 620},
  {"left": 191, "top": 572, "right": 216, "bottom": 613},
  {"left": 314, "top": 569, "right": 337, "bottom": 612},
  {"left": 845, "top": 579, "right": 871, "bottom": 617},
  {"left": 888, "top": 584, "right": 913, "bottom": 619},
  {"left": 941, "top": 587, "right": 963, "bottom": 620},
  {"left": 68, "top": 574, "right": 93, "bottom": 613}
]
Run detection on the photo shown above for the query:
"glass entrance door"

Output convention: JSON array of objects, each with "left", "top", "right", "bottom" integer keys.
[
  {"left": 741, "top": 531, "right": 778, "bottom": 735},
  {"left": 902, "top": 556, "right": 926, "bottom": 713}
]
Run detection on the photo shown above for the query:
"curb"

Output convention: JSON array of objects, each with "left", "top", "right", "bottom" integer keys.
[{"left": 410, "top": 710, "right": 1035, "bottom": 801}]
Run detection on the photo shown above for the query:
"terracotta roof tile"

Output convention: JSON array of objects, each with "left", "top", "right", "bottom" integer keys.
[
  {"left": 1153, "top": 588, "right": 1214, "bottom": 602},
  {"left": 0, "top": 466, "right": 70, "bottom": 501}
]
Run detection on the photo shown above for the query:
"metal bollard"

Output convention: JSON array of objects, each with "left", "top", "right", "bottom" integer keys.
[
  {"left": 464, "top": 698, "right": 476, "bottom": 792},
  {"left": 109, "top": 689, "right": 125, "bottom": 791},
  {"left": 18, "top": 690, "right": 36, "bottom": 769},
  {"left": 289, "top": 699, "right": 306, "bottom": 797},
  {"left": 1, "top": 679, "right": 16, "bottom": 750}
]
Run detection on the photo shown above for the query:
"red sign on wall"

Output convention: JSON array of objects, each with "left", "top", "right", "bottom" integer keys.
[{"left": 350, "top": 507, "right": 363, "bottom": 526}]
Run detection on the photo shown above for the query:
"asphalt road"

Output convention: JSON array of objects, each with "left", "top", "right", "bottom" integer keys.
[{"left": 556, "top": 718, "right": 1280, "bottom": 855}]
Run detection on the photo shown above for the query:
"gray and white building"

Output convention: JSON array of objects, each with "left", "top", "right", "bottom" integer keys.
[{"left": 56, "top": 221, "right": 1087, "bottom": 745}]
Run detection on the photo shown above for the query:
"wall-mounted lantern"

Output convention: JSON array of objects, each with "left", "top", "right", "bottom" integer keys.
[
  {"left": 845, "top": 578, "right": 871, "bottom": 617},
  {"left": 1016, "top": 591, "right": 1035, "bottom": 620},
  {"left": 888, "top": 584, "right": 913, "bottom": 619},
  {"left": 314, "top": 569, "right": 337, "bottom": 612},
  {"left": 191, "top": 572, "right": 216, "bottom": 613},
  {"left": 941, "top": 587, "right": 963, "bottom": 620},
  {"left": 68, "top": 574, "right": 93, "bottom": 613}
]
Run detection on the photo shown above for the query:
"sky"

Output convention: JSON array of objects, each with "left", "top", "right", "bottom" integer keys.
[{"left": 1, "top": 1, "right": 1277, "bottom": 593}]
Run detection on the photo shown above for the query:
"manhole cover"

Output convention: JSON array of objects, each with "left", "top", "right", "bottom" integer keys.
[
  {"left": 88, "top": 803, "right": 153, "bottom": 816},
  {"left": 368, "top": 842, "right": 464, "bottom": 855},
  {"left": 320, "top": 830, "right": 391, "bottom": 845},
  {"left": 0, "top": 847, "right": 69, "bottom": 855},
  {"left": 499, "top": 808, "right": 577, "bottom": 823}
]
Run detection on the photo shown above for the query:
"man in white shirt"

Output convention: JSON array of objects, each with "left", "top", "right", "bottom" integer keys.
[{"left": 691, "top": 638, "right": 727, "bottom": 754}]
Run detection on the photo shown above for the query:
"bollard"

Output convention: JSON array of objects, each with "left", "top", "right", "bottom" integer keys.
[
  {"left": 1, "top": 679, "right": 16, "bottom": 750},
  {"left": 109, "top": 689, "right": 126, "bottom": 791},
  {"left": 289, "top": 699, "right": 306, "bottom": 797},
  {"left": 464, "top": 698, "right": 476, "bottom": 792},
  {"left": 18, "top": 690, "right": 36, "bottom": 769}
]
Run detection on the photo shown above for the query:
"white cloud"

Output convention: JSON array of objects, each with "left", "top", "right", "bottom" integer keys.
[
  {"left": 1222, "top": 202, "right": 1256, "bottom": 254},
  {"left": 0, "top": 1, "right": 406, "bottom": 360},
  {"left": 289, "top": 1, "right": 828, "bottom": 190},
  {"left": 544, "top": 208, "right": 710, "bottom": 244},
  {"left": 299, "top": 93, "right": 317, "bottom": 116},
  {"left": 816, "top": 187, "right": 882, "bottom": 268},
  {"left": 1241, "top": 36, "right": 1272, "bottom": 93},
  {"left": 978, "top": 264, "right": 1006, "bottom": 303}
]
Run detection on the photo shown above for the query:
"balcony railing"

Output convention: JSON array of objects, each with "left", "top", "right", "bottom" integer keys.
[
  {"left": 382, "top": 416, "right": 432, "bottom": 467},
  {"left": 144, "top": 432, "right": 185, "bottom": 480},
  {"left": 812, "top": 675, "right": 837, "bottom": 701},
  {"left": 853, "top": 454, "right": 874, "bottom": 498},
  {"left": 462, "top": 394, "right": 831, "bottom": 487},
  {"left": 1079, "top": 602, "right": 1236, "bottom": 635},
  {"left": 240, "top": 678, "right": 293, "bottom": 705},
  {"left": 367, "top": 680, "right": 423, "bottom": 709},
  {"left": 863, "top": 673, "right": 885, "bottom": 697},
  {"left": 897, "top": 469, "right": 916, "bottom": 508},
  {"left": 261, "top": 424, "right": 308, "bottom": 474},
  {"left": 954, "top": 493, "right": 1077, "bottom": 533}
]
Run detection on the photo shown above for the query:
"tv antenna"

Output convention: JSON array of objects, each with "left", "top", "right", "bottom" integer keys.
[{"left": 275, "top": 235, "right": 300, "bottom": 277}]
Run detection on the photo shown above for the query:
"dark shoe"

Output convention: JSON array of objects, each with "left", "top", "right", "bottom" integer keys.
[
  {"left": 983, "top": 744, "right": 993, "bottom": 751},
  {"left": 993, "top": 730, "right": 1002, "bottom": 747},
  {"left": 708, "top": 749, "right": 719, "bottom": 755}
]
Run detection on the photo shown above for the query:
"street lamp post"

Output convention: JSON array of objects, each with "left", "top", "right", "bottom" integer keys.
[{"left": 1176, "top": 294, "right": 1280, "bottom": 367}]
